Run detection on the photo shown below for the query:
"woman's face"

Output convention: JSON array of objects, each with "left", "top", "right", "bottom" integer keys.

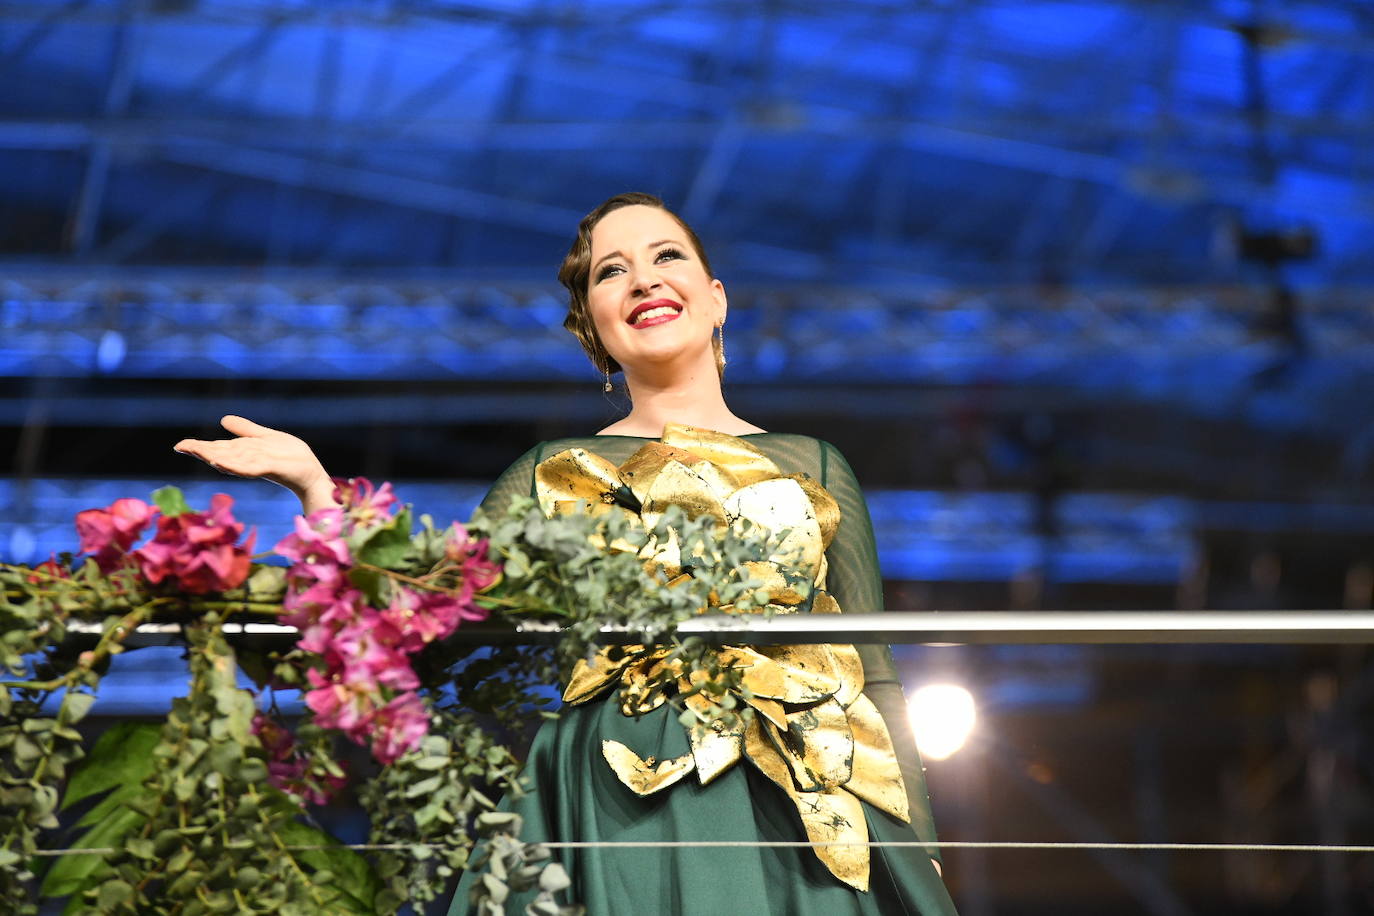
[{"left": 586, "top": 205, "right": 725, "bottom": 376}]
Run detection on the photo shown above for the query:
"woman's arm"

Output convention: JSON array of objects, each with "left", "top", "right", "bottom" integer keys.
[
  {"left": 174, "top": 415, "right": 336, "bottom": 514},
  {"left": 818, "top": 439, "right": 943, "bottom": 866}
]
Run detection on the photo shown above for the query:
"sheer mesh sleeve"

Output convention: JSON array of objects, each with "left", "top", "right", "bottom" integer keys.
[
  {"left": 820, "top": 441, "right": 940, "bottom": 859},
  {"left": 476, "top": 442, "right": 546, "bottom": 516}
]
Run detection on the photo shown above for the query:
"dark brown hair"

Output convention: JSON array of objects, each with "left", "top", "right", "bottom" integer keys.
[{"left": 558, "top": 192, "right": 719, "bottom": 379}]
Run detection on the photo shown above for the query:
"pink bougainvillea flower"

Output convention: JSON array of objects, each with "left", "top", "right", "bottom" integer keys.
[
  {"left": 330, "top": 614, "right": 420, "bottom": 692},
  {"left": 446, "top": 525, "right": 500, "bottom": 593},
  {"left": 284, "top": 585, "right": 366, "bottom": 641},
  {"left": 278, "top": 481, "right": 496, "bottom": 767},
  {"left": 367, "top": 691, "right": 429, "bottom": 765},
  {"left": 25, "top": 555, "right": 71, "bottom": 585},
  {"left": 251, "top": 712, "right": 347, "bottom": 806},
  {"left": 275, "top": 510, "right": 351, "bottom": 570},
  {"left": 331, "top": 477, "right": 397, "bottom": 529},
  {"left": 253, "top": 712, "right": 294, "bottom": 760},
  {"left": 133, "top": 493, "right": 255, "bottom": 593},
  {"left": 304, "top": 672, "right": 378, "bottom": 737},
  {"left": 75, "top": 498, "right": 157, "bottom": 572},
  {"left": 380, "top": 587, "right": 471, "bottom": 652}
]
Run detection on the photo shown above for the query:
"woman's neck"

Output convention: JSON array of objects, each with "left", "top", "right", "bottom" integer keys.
[{"left": 598, "top": 361, "right": 765, "bottom": 437}]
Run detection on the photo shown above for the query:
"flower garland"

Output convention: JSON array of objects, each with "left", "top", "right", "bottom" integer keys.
[{"left": 0, "top": 478, "right": 771, "bottom": 915}]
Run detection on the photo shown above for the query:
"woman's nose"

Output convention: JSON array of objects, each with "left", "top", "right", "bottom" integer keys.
[{"left": 629, "top": 262, "right": 661, "bottom": 294}]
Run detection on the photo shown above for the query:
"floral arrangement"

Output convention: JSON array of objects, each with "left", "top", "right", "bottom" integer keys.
[{"left": 0, "top": 480, "right": 774, "bottom": 915}]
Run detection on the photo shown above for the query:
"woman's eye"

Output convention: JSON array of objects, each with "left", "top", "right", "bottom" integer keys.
[
  {"left": 656, "top": 247, "right": 685, "bottom": 263},
  {"left": 595, "top": 264, "right": 623, "bottom": 282}
]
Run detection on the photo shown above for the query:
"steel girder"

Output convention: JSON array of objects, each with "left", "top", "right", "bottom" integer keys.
[{"left": 0, "top": 1, "right": 1370, "bottom": 282}]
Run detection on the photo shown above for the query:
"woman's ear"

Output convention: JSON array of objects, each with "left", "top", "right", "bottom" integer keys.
[{"left": 711, "top": 278, "right": 727, "bottom": 325}]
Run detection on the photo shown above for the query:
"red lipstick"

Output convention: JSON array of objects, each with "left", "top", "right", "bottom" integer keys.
[{"left": 627, "top": 299, "right": 683, "bottom": 328}]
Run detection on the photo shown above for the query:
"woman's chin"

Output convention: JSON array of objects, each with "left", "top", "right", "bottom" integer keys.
[{"left": 614, "top": 342, "right": 714, "bottom": 376}]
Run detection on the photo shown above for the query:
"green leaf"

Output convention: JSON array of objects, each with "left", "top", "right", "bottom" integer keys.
[
  {"left": 275, "top": 819, "right": 382, "bottom": 914},
  {"left": 346, "top": 566, "right": 389, "bottom": 607},
  {"left": 44, "top": 722, "right": 163, "bottom": 899},
  {"left": 61, "top": 722, "right": 161, "bottom": 811},
  {"left": 151, "top": 485, "right": 192, "bottom": 518},
  {"left": 59, "top": 691, "right": 96, "bottom": 726},
  {"left": 40, "top": 803, "right": 144, "bottom": 897},
  {"left": 246, "top": 564, "right": 286, "bottom": 597},
  {"left": 96, "top": 879, "right": 134, "bottom": 910},
  {"left": 233, "top": 648, "right": 276, "bottom": 691},
  {"left": 352, "top": 508, "right": 413, "bottom": 568}
]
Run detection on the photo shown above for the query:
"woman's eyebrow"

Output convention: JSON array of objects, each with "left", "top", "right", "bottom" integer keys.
[{"left": 592, "top": 239, "right": 681, "bottom": 271}]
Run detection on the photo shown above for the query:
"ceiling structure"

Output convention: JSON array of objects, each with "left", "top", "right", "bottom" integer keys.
[
  {"left": 5, "top": 3, "right": 1374, "bottom": 914},
  {"left": 0, "top": 0, "right": 1370, "bottom": 283}
]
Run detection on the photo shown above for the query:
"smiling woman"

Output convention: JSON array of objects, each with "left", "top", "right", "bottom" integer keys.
[
  {"left": 557, "top": 192, "right": 738, "bottom": 416},
  {"left": 174, "top": 192, "right": 957, "bottom": 916},
  {"left": 441, "top": 193, "right": 959, "bottom": 916}
]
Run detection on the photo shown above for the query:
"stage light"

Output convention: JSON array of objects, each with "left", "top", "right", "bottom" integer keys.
[
  {"left": 908, "top": 684, "right": 976, "bottom": 761},
  {"left": 96, "top": 329, "right": 127, "bottom": 373}
]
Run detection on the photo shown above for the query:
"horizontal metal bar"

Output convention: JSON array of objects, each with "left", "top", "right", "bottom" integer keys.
[{"left": 65, "top": 610, "right": 1374, "bottom": 648}]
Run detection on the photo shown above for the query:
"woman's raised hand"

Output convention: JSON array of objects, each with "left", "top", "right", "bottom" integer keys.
[{"left": 174, "top": 415, "right": 336, "bottom": 513}]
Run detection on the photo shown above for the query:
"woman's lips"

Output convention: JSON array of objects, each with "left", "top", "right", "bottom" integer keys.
[{"left": 627, "top": 300, "right": 683, "bottom": 328}]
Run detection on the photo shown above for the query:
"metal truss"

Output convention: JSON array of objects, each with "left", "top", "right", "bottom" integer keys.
[
  {"left": 1, "top": 1, "right": 1371, "bottom": 281},
  {"left": 4, "top": 276, "right": 1371, "bottom": 434}
]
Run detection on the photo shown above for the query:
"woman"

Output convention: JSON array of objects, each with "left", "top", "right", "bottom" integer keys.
[{"left": 176, "top": 193, "right": 957, "bottom": 915}]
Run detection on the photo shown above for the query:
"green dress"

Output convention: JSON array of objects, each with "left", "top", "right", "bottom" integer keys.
[{"left": 449, "top": 433, "right": 958, "bottom": 916}]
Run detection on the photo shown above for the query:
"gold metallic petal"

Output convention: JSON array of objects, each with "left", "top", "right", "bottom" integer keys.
[
  {"left": 743, "top": 718, "right": 871, "bottom": 890},
  {"left": 794, "top": 787, "right": 871, "bottom": 891},
  {"left": 618, "top": 651, "right": 676, "bottom": 716},
  {"left": 738, "top": 560, "right": 811, "bottom": 606},
  {"left": 745, "top": 695, "right": 789, "bottom": 730},
  {"left": 775, "top": 698, "right": 854, "bottom": 793},
  {"left": 706, "top": 645, "right": 841, "bottom": 704},
  {"left": 660, "top": 424, "right": 782, "bottom": 485},
  {"left": 562, "top": 648, "right": 637, "bottom": 705},
  {"left": 601, "top": 740, "right": 696, "bottom": 795},
  {"left": 723, "top": 478, "right": 824, "bottom": 578},
  {"left": 618, "top": 442, "right": 703, "bottom": 505},
  {"left": 535, "top": 448, "right": 630, "bottom": 515},
  {"left": 683, "top": 693, "right": 745, "bottom": 785},
  {"left": 828, "top": 644, "right": 865, "bottom": 707},
  {"left": 788, "top": 473, "right": 841, "bottom": 551},
  {"left": 638, "top": 526, "right": 682, "bottom": 578},
  {"left": 805, "top": 594, "right": 865, "bottom": 705},
  {"left": 813, "top": 554, "right": 829, "bottom": 592},
  {"left": 742, "top": 716, "right": 796, "bottom": 794},
  {"left": 641, "top": 460, "right": 730, "bottom": 530},
  {"left": 842, "top": 693, "right": 910, "bottom": 822},
  {"left": 751, "top": 644, "right": 842, "bottom": 703},
  {"left": 811, "top": 593, "right": 841, "bottom": 615}
]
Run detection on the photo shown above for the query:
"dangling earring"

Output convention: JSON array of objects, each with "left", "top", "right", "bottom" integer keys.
[
  {"left": 716, "top": 323, "right": 727, "bottom": 368},
  {"left": 603, "top": 359, "right": 613, "bottom": 393}
]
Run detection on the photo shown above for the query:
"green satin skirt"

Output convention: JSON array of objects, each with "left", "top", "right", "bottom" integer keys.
[{"left": 448, "top": 697, "right": 959, "bottom": 916}]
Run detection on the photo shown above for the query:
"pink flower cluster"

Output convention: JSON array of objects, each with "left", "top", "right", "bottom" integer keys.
[
  {"left": 275, "top": 478, "right": 499, "bottom": 765},
  {"left": 75, "top": 494, "right": 255, "bottom": 593},
  {"left": 136, "top": 494, "right": 257, "bottom": 594},
  {"left": 76, "top": 498, "right": 158, "bottom": 573},
  {"left": 251, "top": 712, "right": 347, "bottom": 805}
]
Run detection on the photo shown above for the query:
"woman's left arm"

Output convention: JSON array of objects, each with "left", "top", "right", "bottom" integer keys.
[{"left": 818, "top": 440, "right": 943, "bottom": 868}]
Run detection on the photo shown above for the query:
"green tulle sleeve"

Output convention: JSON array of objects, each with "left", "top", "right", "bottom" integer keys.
[
  {"left": 475, "top": 442, "right": 545, "bottom": 516},
  {"left": 816, "top": 440, "right": 940, "bottom": 861}
]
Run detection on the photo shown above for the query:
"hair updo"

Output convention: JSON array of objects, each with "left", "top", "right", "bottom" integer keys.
[{"left": 558, "top": 192, "right": 722, "bottom": 380}]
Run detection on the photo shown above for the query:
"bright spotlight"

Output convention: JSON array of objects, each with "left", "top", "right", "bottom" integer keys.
[{"left": 907, "top": 684, "right": 976, "bottom": 761}]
